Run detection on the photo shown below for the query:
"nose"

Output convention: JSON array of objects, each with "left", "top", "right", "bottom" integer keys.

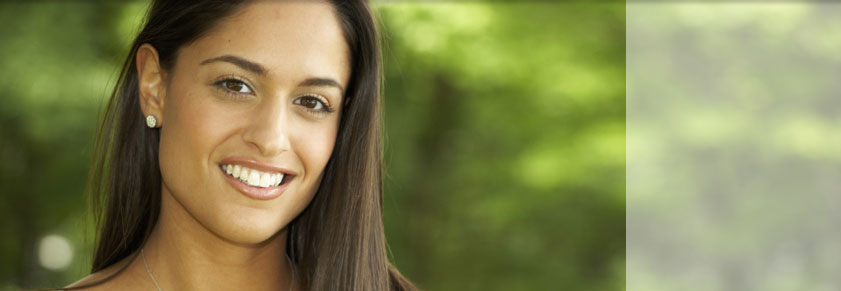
[{"left": 242, "top": 99, "right": 291, "bottom": 157}]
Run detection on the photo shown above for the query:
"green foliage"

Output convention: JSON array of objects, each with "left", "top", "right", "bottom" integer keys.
[
  {"left": 627, "top": 4, "right": 841, "bottom": 291},
  {"left": 376, "top": 3, "right": 624, "bottom": 290},
  {"left": 0, "top": 2, "right": 148, "bottom": 288},
  {"left": 0, "top": 2, "right": 624, "bottom": 290}
]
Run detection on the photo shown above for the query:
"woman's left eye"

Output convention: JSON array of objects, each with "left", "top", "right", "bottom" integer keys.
[
  {"left": 293, "top": 95, "right": 330, "bottom": 112},
  {"left": 216, "top": 79, "right": 253, "bottom": 94}
]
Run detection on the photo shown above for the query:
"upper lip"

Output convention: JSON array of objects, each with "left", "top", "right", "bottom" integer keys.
[{"left": 219, "top": 157, "right": 298, "bottom": 176}]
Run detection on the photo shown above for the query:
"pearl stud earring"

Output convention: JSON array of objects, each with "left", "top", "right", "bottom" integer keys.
[{"left": 146, "top": 115, "right": 158, "bottom": 128}]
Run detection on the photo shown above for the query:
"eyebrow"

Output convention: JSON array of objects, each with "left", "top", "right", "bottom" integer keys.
[
  {"left": 201, "top": 55, "right": 266, "bottom": 76},
  {"left": 200, "top": 54, "right": 344, "bottom": 92},
  {"left": 298, "top": 77, "right": 344, "bottom": 93}
]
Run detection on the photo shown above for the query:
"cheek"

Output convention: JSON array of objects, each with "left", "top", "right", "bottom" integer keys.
[
  {"left": 158, "top": 87, "right": 232, "bottom": 191},
  {"left": 291, "top": 117, "right": 339, "bottom": 182}
]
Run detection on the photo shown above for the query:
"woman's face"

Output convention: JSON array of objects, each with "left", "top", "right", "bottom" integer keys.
[{"left": 142, "top": 1, "right": 349, "bottom": 244}]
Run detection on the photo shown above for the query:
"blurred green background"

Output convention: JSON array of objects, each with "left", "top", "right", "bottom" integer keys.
[
  {"left": 0, "top": 2, "right": 625, "bottom": 290},
  {"left": 627, "top": 3, "right": 841, "bottom": 291}
]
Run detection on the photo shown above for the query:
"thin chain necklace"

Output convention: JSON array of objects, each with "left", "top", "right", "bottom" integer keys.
[
  {"left": 141, "top": 248, "right": 162, "bottom": 291},
  {"left": 140, "top": 248, "right": 295, "bottom": 291}
]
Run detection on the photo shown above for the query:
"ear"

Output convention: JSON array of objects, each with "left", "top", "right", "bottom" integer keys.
[{"left": 137, "top": 43, "right": 167, "bottom": 127}]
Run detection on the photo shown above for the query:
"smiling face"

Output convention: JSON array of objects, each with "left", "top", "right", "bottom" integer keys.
[{"left": 138, "top": 1, "right": 350, "bottom": 244}]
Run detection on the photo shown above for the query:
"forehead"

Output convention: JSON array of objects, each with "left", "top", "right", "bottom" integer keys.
[{"left": 178, "top": 1, "right": 350, "bottom": 85}]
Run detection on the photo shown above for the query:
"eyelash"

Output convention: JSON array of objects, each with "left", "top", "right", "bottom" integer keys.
[
  {"left": 213, "top": 77, "right": 253, "bottom": 99},
  {"left": 294, "top": 94, "right": 334, "bottom": 114},
  {"left": 213, "top": 77, "right": 334, "bottom": 114}
]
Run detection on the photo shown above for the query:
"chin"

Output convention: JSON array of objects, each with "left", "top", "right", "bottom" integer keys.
[{"left": 211, "top": 218, "right": 287, "bottom": 245}]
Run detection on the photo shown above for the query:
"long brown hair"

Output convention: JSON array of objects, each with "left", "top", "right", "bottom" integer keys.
[{"left": 80, "top": 0, "right": 415, "bottom": 290}]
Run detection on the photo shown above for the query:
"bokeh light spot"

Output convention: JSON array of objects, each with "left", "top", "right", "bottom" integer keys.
[{"left": 38, "top": 234, "right": 73, "bottom": 271}]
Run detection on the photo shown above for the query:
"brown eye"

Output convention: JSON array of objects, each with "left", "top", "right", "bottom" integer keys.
[
  {"left": 293, "top": 95, "right": 327, "bottom": 111},
  {"left": 301, "top": 97, "right": 319, "bottom": 109},
  {"left": 217, "top": 79, "right": 253, "bottom": 94}
]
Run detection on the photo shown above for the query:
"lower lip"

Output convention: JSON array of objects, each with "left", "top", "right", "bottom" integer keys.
[{"left": 220, "top": 166, "right": 290, "bottom": 200}]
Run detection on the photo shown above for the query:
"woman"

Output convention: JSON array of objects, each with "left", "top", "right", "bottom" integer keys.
[{"left": 66, "top": 0, "right": 415, "bottom": 290}]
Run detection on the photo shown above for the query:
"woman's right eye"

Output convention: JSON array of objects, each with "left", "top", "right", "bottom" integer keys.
[{"left": 215, "top": 79, "right": 254, "bottom": 95}]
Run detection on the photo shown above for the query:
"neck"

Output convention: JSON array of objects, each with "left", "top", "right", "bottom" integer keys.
[{"left": 140, "top": 189, "right": 294, "bottom": 291}]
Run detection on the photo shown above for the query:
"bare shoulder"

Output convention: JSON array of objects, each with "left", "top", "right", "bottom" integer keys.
[
  {"left": 64, "top": 273, "right": 109, "bottom": 290},
  {"left": 64, "top": 255, "right": 142, "bottom": 290}
]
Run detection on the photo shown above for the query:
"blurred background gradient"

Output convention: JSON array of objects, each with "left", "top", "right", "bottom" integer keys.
[
  {"left": 628, "top": 2, "right": 841, "bottom": 291},
  {"left": 0, "top": 1, "right": 625, "bottom": 290}
]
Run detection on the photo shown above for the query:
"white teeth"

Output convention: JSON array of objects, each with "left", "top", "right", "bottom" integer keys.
[
  {"left": 247, "top": 171, "right": 261, "bottom": 187},
  {"left": 232, "top": 165, "right": 241, "bottom": 178},
  {"left": 222, "top": 164, "right": 286, "bottom": 188},
  {"left": 259, "top": 172, "right": 271, "bottom": 187},
  {"left": 239, "top": 168, "right": 249, "bottom": 181}
]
